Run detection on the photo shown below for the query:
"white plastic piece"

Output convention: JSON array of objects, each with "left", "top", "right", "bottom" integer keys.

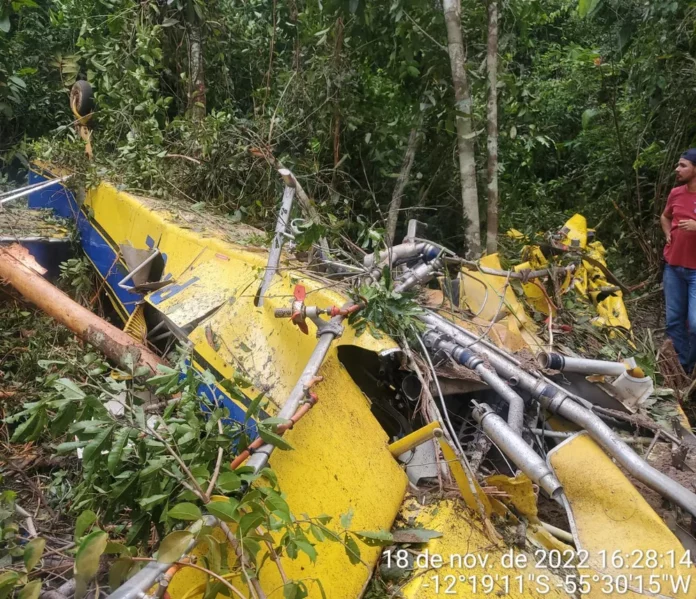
[{"left": 610, "top": 370, "right": 654, "bottom": 410}]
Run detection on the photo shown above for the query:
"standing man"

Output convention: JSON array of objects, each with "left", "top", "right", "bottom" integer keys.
[{"left": 662, "top": 148, "right": 696, "bottom": 375}]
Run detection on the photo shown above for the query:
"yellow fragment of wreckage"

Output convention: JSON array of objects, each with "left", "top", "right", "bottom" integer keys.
[
  {"left": 458, "top": 254, "right": 546, "bottom": 354},
  {"left": 548, "top": 432, "right": 696, "bottom": 599},
  {"left": 512, "top": 213, "right": 632, "bottom": 335},
  {"left": 81, "top": 182, "right": 408, "bottom": 598},
  {"left": 484, "top": 473, "right": 572, "bottom": 554},
  {"left": 399, "top": 500, "right": 572, "bottom": 599}
]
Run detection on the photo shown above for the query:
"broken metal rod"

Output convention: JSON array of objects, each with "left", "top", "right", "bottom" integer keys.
[
  {"left": 443, "top": 256, "right": 576, "bottom": 281},
  {"left": 0, "top": 175, "right": 72, "bottom": 206},
  {"left": 529, "top": 428, "right": 653, "bottom": 445},
  {"left": 257, "top": 169, "right": 296, "bottom": 307}
]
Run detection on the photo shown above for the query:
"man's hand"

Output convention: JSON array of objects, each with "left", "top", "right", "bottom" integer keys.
[
  {"left": 666, "top": 232, "right": 672, "bottom": 244},
  {"left": 678, "top": 219, "right": 696, "bottom": 232}
]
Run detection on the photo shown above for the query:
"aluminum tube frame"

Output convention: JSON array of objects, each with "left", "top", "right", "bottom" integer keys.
[
  {"left": 422, "top": 330, "right": 525, "bottom": 433},
  {"left": 420, "top": 312, "right": 696, "bottom": 518},
  {"left": 472, "top": 403, "right": 563, "bottom": 498},
  {"left": 106, "top": 517, "right": 216, "bottom": 599},
  {"left": 0, "top": 176, "right": 71, "bottom": 206},
  {"left": 420, "top": 311, "right": 597, "bottom": 411},
  {"left": 245, "top": 312, "right": 346, "bottom": 473},
  {"left": 257, "top": 175, "right": 296, "bottom": 307},
  {"left": 541, "top": 393, "right": 696, "bottom": 518},
  {"left": 539, "top": 352, "right": 628, "bottom": 377}
]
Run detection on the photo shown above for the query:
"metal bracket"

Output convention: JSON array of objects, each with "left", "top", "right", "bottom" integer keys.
[{"left": 118, "top": 248, "right": 161, "bottom": 292}]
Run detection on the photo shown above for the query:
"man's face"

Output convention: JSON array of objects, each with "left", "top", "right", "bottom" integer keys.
[{"left": 676, "top": 158, "right": 696, "bottom": 184}]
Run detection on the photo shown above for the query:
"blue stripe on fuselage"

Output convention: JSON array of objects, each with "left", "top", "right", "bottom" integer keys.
[{"left": 28, "top": 171, "right": 142, "bottom": 317}]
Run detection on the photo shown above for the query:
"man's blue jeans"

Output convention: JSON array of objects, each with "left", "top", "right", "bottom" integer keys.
[{"left": 664, "top": 263, "right": 696, "bottom": 374}]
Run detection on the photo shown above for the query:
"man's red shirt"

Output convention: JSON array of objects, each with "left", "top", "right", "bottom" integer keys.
[{"left": 664, "top": 185, "right": 696, "bottom": 269}]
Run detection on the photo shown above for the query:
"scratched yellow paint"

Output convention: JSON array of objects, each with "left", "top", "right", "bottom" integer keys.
[
  {"left": 80, "top": 182, "right": 407, "bottom": 598},
  {"left": 548, "top": 433, "right": 696, "bottom": 599}
]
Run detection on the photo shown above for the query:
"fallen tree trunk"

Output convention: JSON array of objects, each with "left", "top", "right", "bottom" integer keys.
[{"left": 0, "top": 244, "right": 165, "bottom": 374}]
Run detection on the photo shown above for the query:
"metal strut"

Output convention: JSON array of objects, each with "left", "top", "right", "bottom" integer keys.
[{"left": 257, "top": 169, "right": 296, "bottom": 307}]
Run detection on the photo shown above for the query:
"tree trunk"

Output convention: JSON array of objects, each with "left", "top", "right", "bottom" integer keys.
[
  {"left": 442, "top": 0, "right": 480, "bottom": 258},
  {"left": 187, "top": 1, "right": 206, "bottom": 122},
  {"left": 485, "top": 0, "right": 499, "bottom": 254},
  {"left": 331, "top": 17, "right": 344, "bottom": 195},
  {"left": 386, "top": 127, "right": 421, "bottom": 246}
]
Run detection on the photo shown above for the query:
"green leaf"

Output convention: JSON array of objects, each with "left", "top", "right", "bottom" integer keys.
[
  {"left": 391, "top": 528, "right": 443, "bottom": 543},
  {"left": 104, "top": 542, "right": 128, "bottom": 556},
  {"left": 8, "top": 76, "right": 26, "bottom": 89},
  {"left": 55, "top": 440, "right": 90, "bottom": 455},
  {"left": 258, "top": 427, "right": 293, "bottom": 451},
  {"left": 18, "top": 581, "right": 41, "bottom": 599},
  {"left": 582, "top": 108, "right": 599, "bottom": 130},
  {"left": 354, "top": 530, "right": 393, "bottom": 546},
  {"left": 294, "top": 540, "right": 317, "bottom": 563},
  {"left": 244, "top": 392, "right": 265, "bottom": 422},
  {"left": 204, "top": 536, "right": 221, "bottom": 573},
  {"left": 239, "top": 511, "right": 264, "bottom": 535},
  {"left": 283, "top": 582, "right": 308, "bottom": 599},
  {"left": 74, "top": 530, "right": 108, "bottom": 599},
  {"left": 343, "top": 533, "right": 361, "bottom": 565},
  {"left": 83, "top": 426, "right": 113, "bottom": 463},
  {"left": 157, "top": 531, "right": 194, "bottom": 563},
  {"left": 138, "top": 494, "right": 169, "bottom": 509},
  {"left": 0, "top": 16, "right": 10, "bottom": 33},
  {"left": 23, "top": 538, "right": 46, "bottom": 571},
  {"left": 340, "top": 508, "right": 354, "bottom": 530},
  {"left": 215, "top": 471, "right": 241, "bottom": 493},
  {"left": 0, "top": 572, "right": 19, "bottom": 590},
  {"left": 108, "top": 428, "right": 132, "bottom": 476},
  {"left": 206, "top": 499, "right": 239, "bottom": 522},
  {"left": 578, "top": 0, "right": 602, "bottom": 17},
  {"left": 168, "top": 503, "right": 202, "bottom": 521},
  {"left": 75, "top": 510, "right": 97, "bottom": 541},
  {"left": 0, "top": 572, "right": 18, "bottom": 599},
  {"left": 109, "top": 558, "right": 133, "bottom": 590},
  {"left": 55, "top": 378, "right": 86, "bottom": 400}
]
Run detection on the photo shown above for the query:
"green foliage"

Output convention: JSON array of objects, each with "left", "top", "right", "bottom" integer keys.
[
  {"left": 59, "top": 257, "right": 95, "bottom": 306},
  {"left": 4, "top": 324, "right": 390, "bottom": 596},
  {"left": 349, "top": 266, "right": 424, "bottom": 340},
  {"left": 0, "top": 484, "right": 47, "bottom": 599}
]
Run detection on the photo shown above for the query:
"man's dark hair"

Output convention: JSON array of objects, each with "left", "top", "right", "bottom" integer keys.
[{"left": 681, "top": 148, "right": 696, "bottom": 165}]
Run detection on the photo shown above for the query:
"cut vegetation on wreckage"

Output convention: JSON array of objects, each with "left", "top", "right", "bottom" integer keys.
[{"left": 2, "top": 167, "right": 696, "bottom": 599}]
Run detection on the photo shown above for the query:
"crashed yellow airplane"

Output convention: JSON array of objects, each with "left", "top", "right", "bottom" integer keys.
[{"left": 2, "top": 165, "right": 696, "bottom": 599}]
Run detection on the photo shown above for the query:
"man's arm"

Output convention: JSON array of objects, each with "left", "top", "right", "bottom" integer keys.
[
  {"left": 662, "top": 193, "right": 674, "bottom": 244},
  {"left": 661, "top": 212, "right": 672, "bottom": 244}
]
